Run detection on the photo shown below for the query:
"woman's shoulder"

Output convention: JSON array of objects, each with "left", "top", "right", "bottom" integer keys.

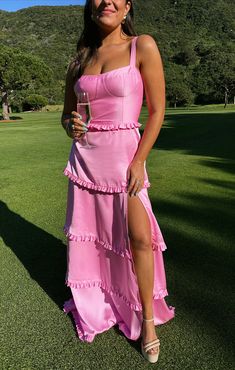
[
  {"left": 136, "top": 34, "right": 159, "bottom": 51},
  {"left": 135, "top": 34, "right": 161, "bottom": 64}
]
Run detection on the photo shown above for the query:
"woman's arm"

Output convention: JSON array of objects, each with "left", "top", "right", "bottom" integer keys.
[
  {"left": 61, "top": 62, "right": 87, "bottom": 139},
  {"left": 127, "top": 34, "right": 166, "bottom": 196},
  {"left": 135, "top": 34, "right": 166, "bottom": 161}
]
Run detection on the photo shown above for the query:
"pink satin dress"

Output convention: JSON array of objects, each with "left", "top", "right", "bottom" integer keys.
[{"left": 62, "top": 36, "right": 175, "bottom": 342}]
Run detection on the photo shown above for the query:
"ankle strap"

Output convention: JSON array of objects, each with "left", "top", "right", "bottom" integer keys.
[{"left": 143, "top": 318, "right": 154, "bottom": 322}]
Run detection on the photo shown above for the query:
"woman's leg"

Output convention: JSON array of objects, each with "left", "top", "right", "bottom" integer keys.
[{"left": 127, "top": 193, "right": 158, "bottom": 354}]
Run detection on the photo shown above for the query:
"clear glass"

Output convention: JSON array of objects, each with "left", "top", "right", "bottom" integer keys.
[{"left": 76, "top": 92, "right": 95, "bottom": 148}]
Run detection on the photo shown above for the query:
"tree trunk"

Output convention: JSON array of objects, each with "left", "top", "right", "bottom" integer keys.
[
  {"left": 2, "top": 91, "right": 10, "bottom": 120},
  {"left": 224, "top": 86, "right": 228, "bottom": 108}
]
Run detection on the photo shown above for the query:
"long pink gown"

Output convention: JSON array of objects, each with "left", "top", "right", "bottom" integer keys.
[{"left": 62, "top": 36, "right": 175, "bottom": 343}]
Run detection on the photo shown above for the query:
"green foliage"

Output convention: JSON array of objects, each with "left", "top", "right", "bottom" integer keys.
[
  {"left": 165, "top": 63, "right": 194, "bottom": 107},
  {"left": 192, "top": 44, "right": 235, "bottom": 104},
  {"left": 23, "top": 94, "right": 48, "bottom": 111},
  {"left": 0, "top": 45, "right": 52, "bottom": 92},
  {"left": 0, "top": 6, "right": 83, "bottom": 81},
  {"left": 0, "top": 44, "right": 53, "bottom": 118},
  {"left": 9, "top": 90, "right": 26, "bottom": 113},
  {"left": 0, "top": 2, "right": 234, "bottom": 106},
  {"left": 134, "top": 0, "right": 235, "bottom": 105}
]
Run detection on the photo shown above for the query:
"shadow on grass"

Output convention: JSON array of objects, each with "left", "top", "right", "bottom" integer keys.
[
  {"left": 0, "top": 116, "right": 23, "bottom": 121},
  {"left": 114, "top": 176, "right": 235, "bottom": 354},
  {"left": 0, "top": 200, "right": 69, "bottom": 308},
  {"left": 197, "top": 177, "right": 235, "bottom": 190},
  {"left": 140, "top": 112, "right": 235, "bottom": 163},
  {"left": 150, "top": 188, "right": 235, "bottom": 350},
  {"left": 198, "top": 157, "right": 235, "bottom": 176}
]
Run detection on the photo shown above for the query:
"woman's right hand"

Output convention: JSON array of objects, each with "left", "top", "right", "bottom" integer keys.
[{"left": 65, "top": 111, "right": 88, "bottom": 139}]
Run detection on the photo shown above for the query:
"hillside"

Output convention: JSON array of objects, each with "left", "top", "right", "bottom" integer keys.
[
  {"left": 0, "top": 6, "right": 84, "bottom": 80},
  {"left": 0, "top": 1, "right": 234, "bottom": 106}
]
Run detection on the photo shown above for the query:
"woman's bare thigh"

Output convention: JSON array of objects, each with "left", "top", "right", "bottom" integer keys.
[{"left": 127, "top": 193, "right": 152, "bottom": 248}]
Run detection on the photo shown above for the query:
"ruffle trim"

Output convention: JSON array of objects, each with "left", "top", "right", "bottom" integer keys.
[
  {"left": 64, "top": 168, "right": 151, "bottom": 193},
  {"left": 152, "top": 238, "right": 167, "bottom": 252},
  {"left": 64, "top": 279, "right": 169, "bottom": 312},
  {"left": 63, "top": 227, "right": 130, "bottom": 258},
  {"left": 87, "top": 121, "right": 142, "bottom": 131},
  {"left": 63, "top": 227, "right": 167, "bottom": 254}
]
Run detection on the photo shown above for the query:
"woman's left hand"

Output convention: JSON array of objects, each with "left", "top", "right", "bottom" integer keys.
[{"left": 127, "top": 159, "right": 145, "bottom": 197}]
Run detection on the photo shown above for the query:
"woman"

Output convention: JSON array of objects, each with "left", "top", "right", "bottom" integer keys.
[{"left": 61, "top": 0, "right": 175, "bottom": 364}]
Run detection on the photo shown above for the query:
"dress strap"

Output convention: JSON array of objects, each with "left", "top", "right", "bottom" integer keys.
[{"left": 130, "top": 36, "right": 138, "bottom": 67}]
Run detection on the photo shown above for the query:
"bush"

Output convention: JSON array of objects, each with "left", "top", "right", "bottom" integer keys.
[
  {"left": 166, "top": 82, "right": 194, "bottom": 107},
  {"left": 23, "top": 94, "right": 48, "bottom": 111}
]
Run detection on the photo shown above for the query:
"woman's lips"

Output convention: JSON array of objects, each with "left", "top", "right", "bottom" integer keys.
[{"left": 99, "top": 9, "right": 115, "bottom": 15}]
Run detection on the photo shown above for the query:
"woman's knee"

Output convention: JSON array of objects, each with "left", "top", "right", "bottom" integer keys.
[{"left": 129, "top": 234, "right": 152, "bottom": 252}]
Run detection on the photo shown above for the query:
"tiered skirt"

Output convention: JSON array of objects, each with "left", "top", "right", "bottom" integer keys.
[{"left": 62, "top": 123, "right": 175, "bottom": 342}]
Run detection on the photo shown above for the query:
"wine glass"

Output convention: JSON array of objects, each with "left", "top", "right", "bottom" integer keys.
[{"left": 76, "top": 91, "right": 95, "bottom": 148}]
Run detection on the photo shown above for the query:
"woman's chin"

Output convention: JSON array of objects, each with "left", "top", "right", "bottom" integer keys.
[{"left": 96, "top": 20, "right": 118, "bottom": 31}]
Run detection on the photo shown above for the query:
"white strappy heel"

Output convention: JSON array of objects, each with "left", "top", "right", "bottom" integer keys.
[{"left": 141, "top": 317, "right": 160, "bottom": 363}]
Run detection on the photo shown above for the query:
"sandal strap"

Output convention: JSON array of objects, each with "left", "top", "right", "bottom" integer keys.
[
  {"left": 143, "top": 339, "right": 160, "bottom": 351},
  {"left": 144, "top": 343, "right": 160, "bottom": 352}
]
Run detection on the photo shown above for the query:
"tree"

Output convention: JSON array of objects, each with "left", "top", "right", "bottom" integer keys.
[
  {"left": 192, "top": 44, "right": 235, "bottom": 106},
  {"left": 0, "top": 45, "right": 52, "bottom": 119},
  {"left": 165, "top": 63, "right": 194, "bottom": 107}
]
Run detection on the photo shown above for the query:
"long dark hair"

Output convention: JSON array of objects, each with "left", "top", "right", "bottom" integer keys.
[{"left": 72, "top": 0, "right": 136, "bottom": 79}]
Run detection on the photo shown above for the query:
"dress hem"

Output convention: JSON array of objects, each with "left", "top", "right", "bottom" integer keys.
[{"left": 63, "top": 294, "right": 175, "bottom": 343}]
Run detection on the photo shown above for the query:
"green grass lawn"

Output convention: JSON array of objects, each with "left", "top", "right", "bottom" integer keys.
[{"left": 0, "top": 107, "right": 234, "bottom": 369}]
